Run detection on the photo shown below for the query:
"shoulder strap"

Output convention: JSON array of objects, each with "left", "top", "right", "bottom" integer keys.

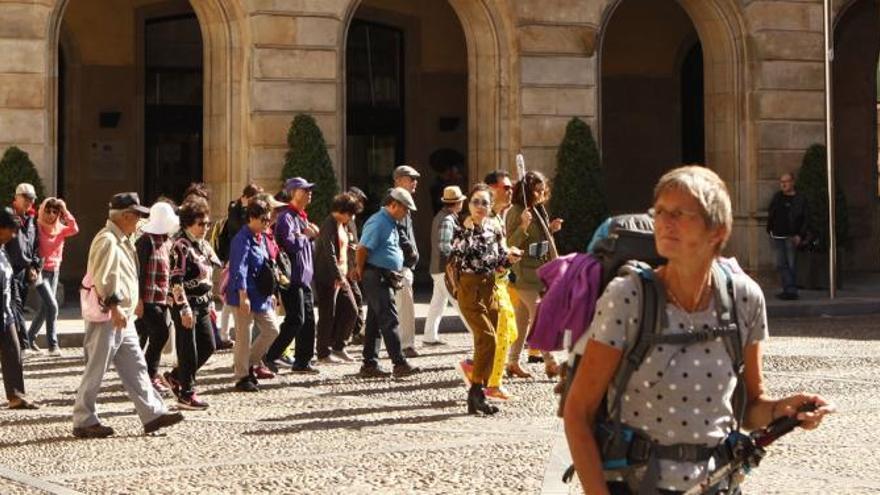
[{"left": 711, "top": 261, "right": 747, "bottom": 433}]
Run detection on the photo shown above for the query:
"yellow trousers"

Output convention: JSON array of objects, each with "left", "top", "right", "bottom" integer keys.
[{"left": 488, "top": 276, "right": 518, "bottom": 388}]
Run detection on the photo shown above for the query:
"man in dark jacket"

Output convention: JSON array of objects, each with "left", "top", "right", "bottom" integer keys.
[
  {"left": 5, "top": 184, "right": 41, "bottom": 352},
  {"left": 217, "top": 183, "right": 262, "bottom": 262},
  {"left": 265, "top": 177, "right": 320, "bottom": 374},
  {"left": 767, "top": 173, "right": 809, "bottom": 300}
]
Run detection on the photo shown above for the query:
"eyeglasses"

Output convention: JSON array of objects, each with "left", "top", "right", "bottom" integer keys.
[
  {"left": 470, "top": 198, "right": 491, "bottom": 208},
  {"left": 649, "top": 206, "right": 703, "bottom": 222},
  {"left": 196, "top": 220, "right": 212, "bottom": 227}
]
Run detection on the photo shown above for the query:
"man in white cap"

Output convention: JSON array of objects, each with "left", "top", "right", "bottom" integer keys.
[
  {"left": 391, "top": 165, "right": 420, "bottom": 357},
  {"left": 73, "top": 192, "right": 183, "bottom": 438},
  {"left": 423, "top": 186, "right": 467, "bottom": 346},
  {"left": 5, "top": 183, "right": 41, "bottom": 352},
  {"left": 134, "top": 201, "right": 180, "bottom": 395},
  {"left": 352, "top": 187, "right": 420, "bottom": 378}
]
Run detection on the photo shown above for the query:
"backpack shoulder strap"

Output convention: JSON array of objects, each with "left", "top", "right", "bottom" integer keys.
[
  {"left": 606, "top": 263, "right": 666, "bottom": 424},
  {"left": 711, "top": 261, "right": 747, "bottom": 432}
]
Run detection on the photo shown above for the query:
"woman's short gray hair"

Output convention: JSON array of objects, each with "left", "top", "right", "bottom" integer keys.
[{"left": 654, "top": 165, "right": 733, "bottom": 249}]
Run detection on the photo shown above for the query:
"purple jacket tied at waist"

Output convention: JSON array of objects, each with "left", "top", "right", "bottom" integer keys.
[
  {"left": 274, "top": 207, "right": 314, "bottom": 287},
  {"left": 528, "top": 253, "right": 602, "bottom": 352}
]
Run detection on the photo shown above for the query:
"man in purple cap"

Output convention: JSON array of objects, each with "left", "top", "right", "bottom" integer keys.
[{"left": 265, "top": 177, "right": 321, "bottom": 374}]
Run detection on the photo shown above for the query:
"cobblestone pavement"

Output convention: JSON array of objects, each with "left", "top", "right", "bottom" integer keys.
[{"left": 0, "top": 315, "right": 878, "bottom": 494}]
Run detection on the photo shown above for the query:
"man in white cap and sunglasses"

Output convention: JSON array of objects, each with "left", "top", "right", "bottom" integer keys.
[
  {"left": 5, "top": 183, "right": 41, "bottom": 352},
  {"left": 391, "top": 165, "right": 421, "bottom": 358},
  {"left": 73, "top": 193, "right": 183, "bottom": 438}
]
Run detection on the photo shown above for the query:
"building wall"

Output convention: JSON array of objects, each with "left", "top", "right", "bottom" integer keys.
[{"left": 0, "top": 0, "right": 876, "bottom": 279}]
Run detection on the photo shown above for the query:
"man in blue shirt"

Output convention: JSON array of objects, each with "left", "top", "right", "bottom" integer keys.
[{"left": 352, "top": 187, "right": 420, "bottom": 378}]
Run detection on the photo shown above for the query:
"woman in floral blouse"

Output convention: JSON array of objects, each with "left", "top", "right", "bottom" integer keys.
[
  {"left": 451, "top": 184, "right": 522, "bottom": 415},
  {"left": 165, "top": 198, "right": 221, "bottom": 410}
]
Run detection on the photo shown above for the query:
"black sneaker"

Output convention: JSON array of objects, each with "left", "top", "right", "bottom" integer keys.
[
  {"left": 526, "top": 355, "right": 544, "bottom": 364},
  {"left": 143, "top": 412, "right": 184, "bottom": 435},
  {"left": 73, "top": 423, "right": 115, "bottom": 439},
  {"left": 263, "top": 359, "right": 279, "bottom": 374},
  {"left": 358, "top": 364, "right": 391, "bottom": 379},
  {"left": 393, "top": 362, "right": 420, "bottom": 378},
  {"left": 235, "top": 377, "right": 259, "bottom": 392},
  {"left": 290, "top": 364, "right": 320, "bottom": 375}
]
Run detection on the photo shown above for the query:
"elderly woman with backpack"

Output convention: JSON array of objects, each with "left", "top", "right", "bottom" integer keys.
[
  {"left": 563, "top": 166, "right": 834, "bottom": 495},
  {"left": 450, "top": 183, "right": 522, "bottom": 415}
]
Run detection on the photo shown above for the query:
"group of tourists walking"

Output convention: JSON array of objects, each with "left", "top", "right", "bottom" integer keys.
[{"left": 0, "top": 161, "right": 835, "bottom": 494}]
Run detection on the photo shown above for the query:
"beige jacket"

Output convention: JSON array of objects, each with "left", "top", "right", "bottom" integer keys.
[{"left": 88, "top": 220, "right": 139, "bottom": 317}]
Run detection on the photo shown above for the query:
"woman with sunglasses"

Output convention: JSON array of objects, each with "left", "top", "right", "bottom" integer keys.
[
  {"left": 227, "top": 199, "right": 280, "bottom": 392},
  {"left": 451, "top": 184, "right": 522, "bottom": 415},
  {"left": 505, "top": 170, "right": 563, "bottom": 379},
  {"left": 165, "top": 198, "right": 221, "bottom": 410},
  {"left": 26, "top": 197, "right": 79, "bottom": 356}
]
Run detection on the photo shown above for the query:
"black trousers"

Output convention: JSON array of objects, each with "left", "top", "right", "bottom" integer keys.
[
  {"left": 170, "top": 305, "right": 215, "bottom": 395},
  {"left": 0, "top": 323, "right": 25, "bottom": 400},
  {"left": 349, "top": 280, "right": 365, "bottom": 337},
  {"left": 315, "top": 281, "right": 358, "bottom": 358},
  {"left": 361, "top": 266, "right": 405, "bottom": 367},
  {"left": 266, "top": 284, "right": 315, "bottom": 367},
  {"left": 11, "top": 270, "right": 28, "bottom": 349},
  {"left": 137, "top": 303, "right": 170, "bottom": 379}
]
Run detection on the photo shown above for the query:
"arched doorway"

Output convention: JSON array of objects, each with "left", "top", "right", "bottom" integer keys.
[
  {"left": 832, "top": 0, "right": 880, "bottom": 271},
  {"left": 343, "top": 0, "right": 469, "bottom": 274},
  {"left": 47, "top": 0, "right": 242, "bottom": 283},
  {"left": 345, "top": 0, "right": 468, "bottom": 214},
  {"left": 600, "top": 0, "right": 705, "bottom": 214}
]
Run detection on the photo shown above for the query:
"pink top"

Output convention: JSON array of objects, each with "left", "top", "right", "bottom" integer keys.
[{"left": 38, "top": 213, "right": 79, "bottom": 272}]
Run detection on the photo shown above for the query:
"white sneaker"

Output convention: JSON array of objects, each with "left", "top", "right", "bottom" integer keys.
[
  {"left": 330, "top": 349, "right": 355, "bottom": 362},
  {"left": 317, "top": 355, "right": 344, "bottom": 365}
]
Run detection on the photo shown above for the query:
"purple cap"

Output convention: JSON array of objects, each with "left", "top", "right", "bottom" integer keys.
[{"left": 284, "top": 177, "right": 315, "bottom": 192}]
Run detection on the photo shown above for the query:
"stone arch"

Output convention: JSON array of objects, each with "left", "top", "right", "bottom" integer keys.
[
  {"left": 43, "top": 0, "right": 247, "bottom": 212},
  {"left": 596, "top": 0, "right": 749, "bottom": 247},
  {"left": 338, "top": 0, "right": 517, "bottom": 185}
]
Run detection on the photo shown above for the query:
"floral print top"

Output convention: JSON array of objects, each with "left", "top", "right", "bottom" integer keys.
[{"left": 450, "top": 220, "right": 511, "bottom": 275}]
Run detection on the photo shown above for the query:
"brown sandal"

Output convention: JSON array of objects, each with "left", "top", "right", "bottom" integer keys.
[
  {"left": 545, "top": 362, "right": 560, "bottom": 379},
  {"left": 8, "top": 398, "right": 39, "bottom": 410},
  {"left": 505, "top": 363, "right": 533, "bottom": 379}
]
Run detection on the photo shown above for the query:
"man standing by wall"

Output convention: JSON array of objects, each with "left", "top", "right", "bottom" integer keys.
[
  {"left": 392, "top": 165, "right": 420, "bottom": 358},
  {"left": 767, "top": 173, "right": 809, "bottom": 300},
  {"left": 72, "top": 193, "right": 183, "bottom": 438},
  {"left": 5, "top": 183, "right": 41, "bottom": 353}
]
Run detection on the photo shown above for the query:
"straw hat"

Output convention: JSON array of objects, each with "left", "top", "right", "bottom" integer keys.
[{"left": 441, "top": 186, "right": 466, "bottom": 204}]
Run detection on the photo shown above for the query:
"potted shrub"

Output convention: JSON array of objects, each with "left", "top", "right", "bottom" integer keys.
[
  {"left": 282, "top": 114, "right": 338, "bottom": 221},
  {"left": 0, "top": 146, "right": 45, "bottom": 205},
  {"left": 794, "top": 143, "right": 848, "bottom": 289},
  {"left": 548, "top": 118, "right": 609, "bottom": 254}
]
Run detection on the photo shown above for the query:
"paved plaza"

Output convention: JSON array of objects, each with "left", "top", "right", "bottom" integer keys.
[{"left": 0, "top": 315, "right": 879, "bottom": 494}]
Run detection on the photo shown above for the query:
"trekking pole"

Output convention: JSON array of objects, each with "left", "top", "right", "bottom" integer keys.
[{"left": 682, "top": 403, "right": 817, "bottom": 495}]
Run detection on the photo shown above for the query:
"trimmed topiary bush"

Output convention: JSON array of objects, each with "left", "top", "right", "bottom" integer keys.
[
  {"left": 795, "top": 143, "right": 849, "bottom": 252},
  {"left": 0, "top": 146, "right": 45, "bottom": 205},
  {"left": 282, "top": 114, "right": 338, "bottom": 221},
  {"left": 548, "top": 118, "right": 609, "bottom": 254}
]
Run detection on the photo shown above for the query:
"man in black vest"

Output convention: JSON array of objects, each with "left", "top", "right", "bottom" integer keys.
[{"left": 767, "top": 173, "right": 809, "bottom": 300}]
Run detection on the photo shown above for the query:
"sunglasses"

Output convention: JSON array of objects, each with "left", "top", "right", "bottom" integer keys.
[
  {"left": 45, "top": 209, "right": 60, "bottom": 215},
  {"left": 196, "top": 220, "right": 212, "bottom": 227},
  {"left": 470, "top": 198, "right": 491, "bottom": 208}
]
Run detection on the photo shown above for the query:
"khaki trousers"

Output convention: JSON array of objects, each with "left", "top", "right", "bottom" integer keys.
[{"left": 457, "top": 273, "right": 498, "bottom": 385}]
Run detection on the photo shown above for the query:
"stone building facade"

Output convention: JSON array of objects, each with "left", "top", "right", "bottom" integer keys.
[{"left": 0, "top": 0, "right": 877, "bottom": 281}]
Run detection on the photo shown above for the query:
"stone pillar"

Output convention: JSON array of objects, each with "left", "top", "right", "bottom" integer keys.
[
  {"left": 243, "top": 0, "right": 346, "bottom": 191},
  {"left": 0, "top": 1, "right": 53, "bottom": 189},
  {"left": 514, "top": 0, "right": 599, "bottom": 178}
]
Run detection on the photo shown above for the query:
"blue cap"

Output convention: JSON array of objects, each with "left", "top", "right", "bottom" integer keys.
[{"left": 284, "top": 177, "right": 315, "bottom": 192}]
